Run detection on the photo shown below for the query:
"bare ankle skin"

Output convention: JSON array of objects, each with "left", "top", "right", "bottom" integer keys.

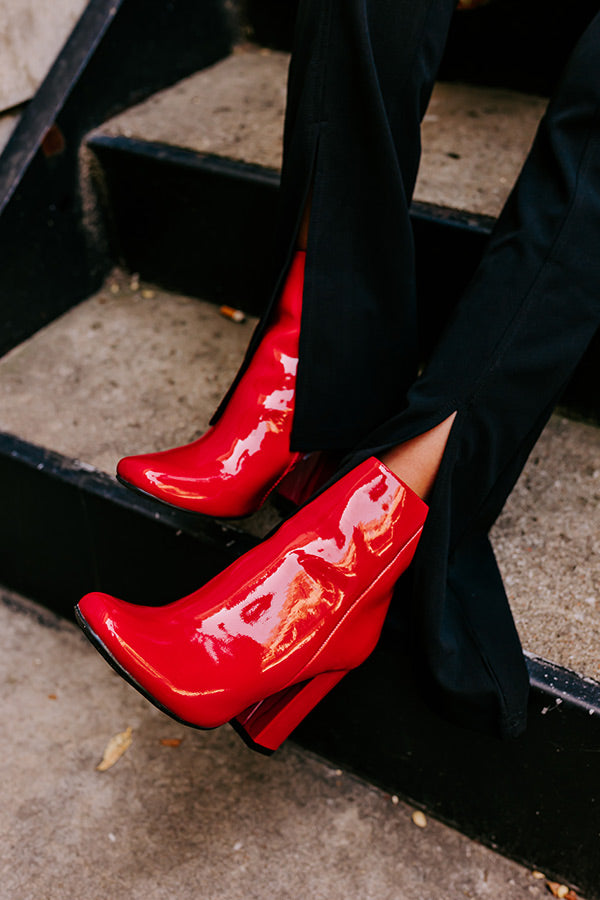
[{"left": 380, "top": 412, "right": 457, "bottom": 500}]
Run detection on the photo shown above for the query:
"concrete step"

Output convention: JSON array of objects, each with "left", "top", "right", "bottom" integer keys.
[
  {"left": 1, "top": 270, "right": 599, "bottom": 681},
  {"left": 85, "top": 46, "right": 599, "bottom": 422},
  {"left": 96, "top": 45, "right": 547, "bottom": 220},
  {"left": 3, "top": 585, "right": 586, "bottom": 900},
  {"left": 1, "top": 271, "right": 599, "bottom": 894}
]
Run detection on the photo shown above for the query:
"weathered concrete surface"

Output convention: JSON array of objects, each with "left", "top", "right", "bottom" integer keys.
[
  {"left": 0, "top": 275, "right": 598, "bottom": 678},
  {"left": 0, "top": 587, "right": 577, "bottom": 900},
  {"left": 492, "top": 417, "right": 600, "bottom": 679},
  {"left": 99, "top": 45, "right": 547, "bottom": 218},
  {"left": 0, "top": 0, "right": 87, "bottom": 111},
  {"left": 419, "top": 81, "right": 545, "bottom": 216},
  {"left": 100, "top": 46, "right": 290, "bottom": 172},
  {"left": 0, "top": 271, "right": 256, "bottom": 475}
]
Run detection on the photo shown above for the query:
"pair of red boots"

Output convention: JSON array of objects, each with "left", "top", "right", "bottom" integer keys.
[{"left": 76, "top": 252, "right": 428, "bottom": 752}]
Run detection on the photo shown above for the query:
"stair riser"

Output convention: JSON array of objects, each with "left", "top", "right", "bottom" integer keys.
[
  {"left": 2, "top": 429, "right": 599, "bottom": 898},
  {"left": 87, "top": 133, "right": 600, "bottom": 423}
]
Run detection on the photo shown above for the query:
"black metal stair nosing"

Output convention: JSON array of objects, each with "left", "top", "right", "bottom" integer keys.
[
  {"left": 1, "top": 428, "right": 598, "bottom": 713},
  {"left": 0, "top": 430, "right": 258, "bottom": 554},
  {"left": 525, "top": 651, "right": 600, "bottom": 716},
  {"left": 85, "top": 130, "right": 600, "bottom": 423},
  {"left": 86, "top": 131, "right": 496, "bottom": 236},
  {"left": 87, "top": 132, "right": 283, "bottom": 190}
]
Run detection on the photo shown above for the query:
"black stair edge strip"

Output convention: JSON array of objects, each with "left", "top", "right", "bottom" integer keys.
[
  {"left": 85, "top": 130, "right": 600, "bottom": 423},
  {"left": 86, "top": 131, "right": 497, "bottom": 235},
  {"left": 1, "top": 427, "right": 597, "bottom": 711},
  {"left": 0, "top": 430, "right": 258, "bottom": 557},
  {"left": 526, "top": 651, "right": 600, "bottom": 715},
  {"left": 87, "top": 131, "right": 283, "bottom": 189}
]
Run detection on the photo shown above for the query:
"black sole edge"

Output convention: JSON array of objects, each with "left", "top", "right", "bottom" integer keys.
[
  {"left": 229, "top": 717, "right": 276, "bottom": 757},
  {"left": 115, "top": 472, "right": 263, "bottom": 522},
  {"left": 74, "top": 604, "right": 211, "bottom": 731},
  {"left": 74, "top": 604, "right": 275, "bottom": 755}
]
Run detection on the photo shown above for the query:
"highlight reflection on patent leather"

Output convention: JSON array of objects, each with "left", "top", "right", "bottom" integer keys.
[
  {"left": 117, "top": 251, "right": 308, "bottom": 518},
  {"left": 76, "top": 458, "right": 428, "bottom": 752}
]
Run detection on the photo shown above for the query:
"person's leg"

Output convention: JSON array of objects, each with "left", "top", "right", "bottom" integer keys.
[
  {"left": 118, "top": 0, "right": 458, "bottom": 515},
  {"left": 77, "top": 10, "right": 600, "bottom": 750},
  {"left": 215, "top": 0, "right": 458, "bottom": 451},
  {"left": 350, "top": 10, "right": 600, "bottom": 737},
  {"left": 381, "top": 412, "right": 457, "bottom": 499}
]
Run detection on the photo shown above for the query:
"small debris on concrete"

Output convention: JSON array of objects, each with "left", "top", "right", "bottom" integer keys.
[
  {"left": 160, "top": 738, "right": 183, "bottom": 748},
  {"left": 96, "top": 726, "right": 133, "bottom": 771},
  {"left": 220, "top": 305, "right": 246, "bottom": 323},
  {"left": 47, "top": 693, "right": 57, "bottom": 700},
  {"left": 391, "top": 795, "right": 399, "bottom": 806},
  {"left": 546, "top": 882, "right": 574, "bottom": 899},
  {"left": 141, "top": 289, "right": 155, "bottom": 299},
  {"left": 129, "top": 274, "right": 140, "bottom": 292},
  {"left": 532, "top": 871, "right": 546, "bottom": 880},
  {"left": 412, "top": 810, "right": 427, "bottom": 829}
]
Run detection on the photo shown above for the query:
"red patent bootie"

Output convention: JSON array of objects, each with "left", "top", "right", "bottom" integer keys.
[
  {"left": 117, "top": 251, "right": 320, "bottom": 518},
  {"left": 76, "top": 458, "right": 428, "bottom": 753}
]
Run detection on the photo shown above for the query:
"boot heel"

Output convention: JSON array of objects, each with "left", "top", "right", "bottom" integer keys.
[
  {"left": 232, "top": 670, "right": 348, "bottom": 753},
  {"left": 275, "top": 451, "right": 341, "bottom": 509}
]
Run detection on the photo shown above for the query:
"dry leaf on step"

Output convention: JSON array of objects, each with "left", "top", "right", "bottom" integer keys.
[{"left": 96, "top": 726, "right": 133, "bottom": 771}]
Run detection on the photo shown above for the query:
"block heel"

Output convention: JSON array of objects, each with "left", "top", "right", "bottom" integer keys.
[
  {"left": 275, "top": 451, "right": 341, "bottom": 508},
  {"left": 232, "top": 670, "right": 348, "bottom": 753}
]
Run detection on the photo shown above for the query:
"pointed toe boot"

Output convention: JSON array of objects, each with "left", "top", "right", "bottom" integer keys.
[
  {"left": 76, "top": 457, "right": 427, "bottom": 751},
  {"left": 116, "top": 251, "right": 327, "bottom": 518}
]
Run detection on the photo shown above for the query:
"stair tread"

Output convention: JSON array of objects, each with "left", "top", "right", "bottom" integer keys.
[
  {"left": 1, "top": 272, "right": 599, "bottom": 681},
  {"left": 96, "top": 44, "right": 547, "bottom": 218}
]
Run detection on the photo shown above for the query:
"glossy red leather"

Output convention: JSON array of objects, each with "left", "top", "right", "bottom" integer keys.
[
  {"left": 117, "top": 251, "right": 306, "bottom": 518},
  {"left": 77, "top": 458, "right": 428, "bottom": 749}
]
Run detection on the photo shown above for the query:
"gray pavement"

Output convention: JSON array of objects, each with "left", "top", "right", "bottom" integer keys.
[{"left": 0, "top": 587, "right": 576, "bottom": 900}]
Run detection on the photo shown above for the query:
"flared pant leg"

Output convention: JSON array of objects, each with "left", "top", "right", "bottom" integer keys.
[
  {"left": 213, "top": 0, "right": 458, "bottom": 443},
  {"left": 350, "top": 13, "right": 600, "bottom": 737},
  {"left": 215, "top": 3, "right": 600, "bottom": 735}
]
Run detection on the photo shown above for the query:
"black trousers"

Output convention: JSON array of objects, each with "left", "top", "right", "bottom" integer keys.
[{"left": 217, "top": 3, "right": 600, "bottom": 736}]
